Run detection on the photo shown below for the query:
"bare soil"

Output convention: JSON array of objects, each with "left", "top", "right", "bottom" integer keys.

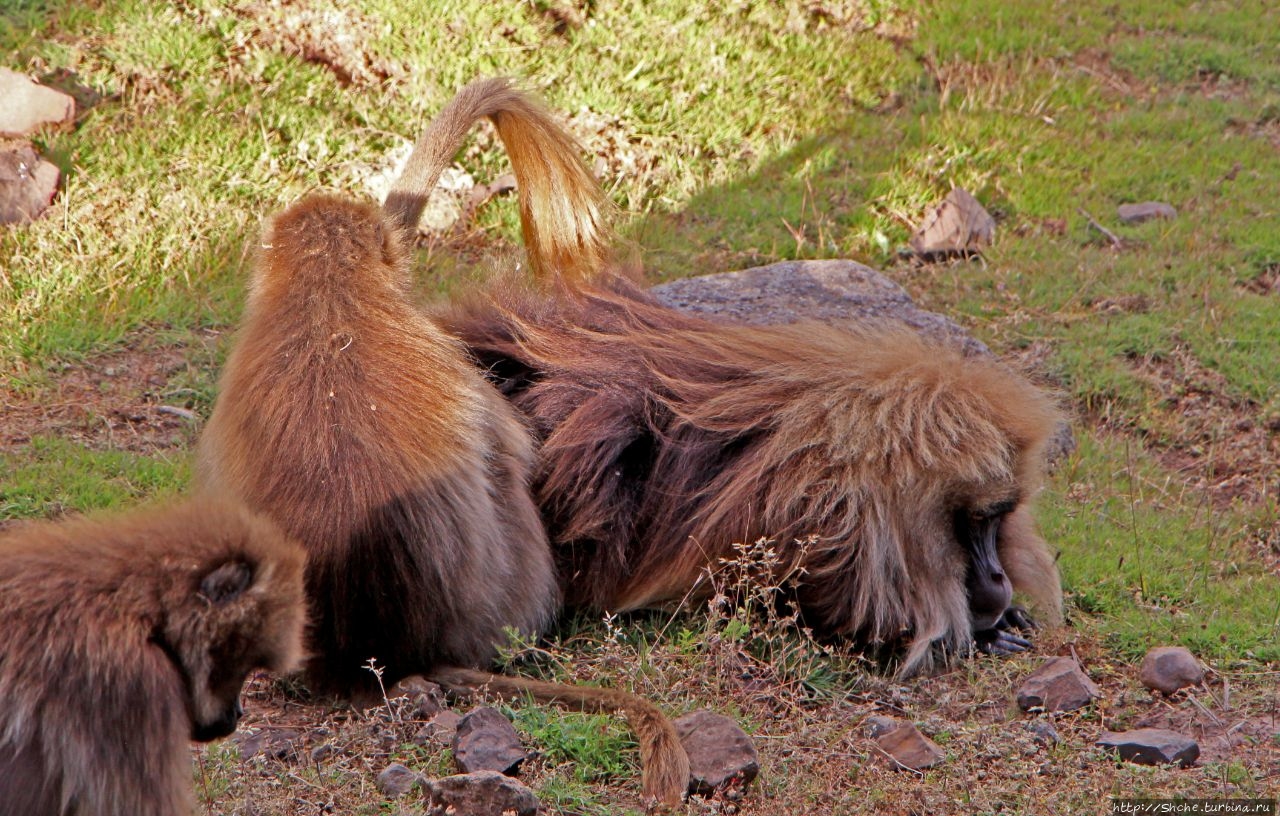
[{"left": 0, "top": 338, "right": 202, "bottom": 454}]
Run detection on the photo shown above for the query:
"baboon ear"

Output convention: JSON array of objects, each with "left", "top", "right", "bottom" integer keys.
[{"left": 200, "top": 561, "right": 253, "bottom": 605}]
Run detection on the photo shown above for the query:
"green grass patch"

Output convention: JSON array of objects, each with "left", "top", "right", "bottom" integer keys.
[
  {"left": 0, "top": 436, "right": 189, "bottom": 518},
  {"left": 1047, "top": 436, "right": 1279, "bottom": 663}
]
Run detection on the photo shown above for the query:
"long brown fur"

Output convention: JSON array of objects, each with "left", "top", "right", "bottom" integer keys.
[
  {"left": 0, "top": 500, "right": 305, "bottom": 816},
  {"left": 401, "top": 81, "right": 1065, "bottom": 676},
  {"left": 197, "top": 137, "right": 688, "bottom": 800}
]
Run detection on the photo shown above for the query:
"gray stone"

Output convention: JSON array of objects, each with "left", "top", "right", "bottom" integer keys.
[
  {"left": 1098, "top": 728, "right": 1200, "bottom": 768},
  {"left": 1117, "top": 202, "right": 1177, "bottom": 224},
  {"left": 650, "top": 260, "right": 989, "bottom": 356},
  {"left": 1025, "top": 720, "right": 1061, "bottom": 746},
  {"left": 416, "top": 709, "right": 462, "bottom": 745},
  {"left": 389, "top": 675, "right": 445, "bottom": 720},
  {"left": 875, "top": 722, "right": 945, "bottom": 771},
  {"left": 865, "top": 715, "right": 901, "bottom": 739},
  {"left": 376, "top": 762, "right": 423, "bottom": 797},
  {"left": 0, "top": 69, "right": 76, "bottom": 136},
  {"left": 0, "top": 142, "right": 60, "bottom": 224},
  {"left": 1138, "top": 646, "right": 1204, "bottom": 695},
  {"left": 452, "top": 707, "right": 526, "bottom": 776},
  {"left": 233, "top": 726, "right": 305, "bottom": 762},
  {"left": 310, "top": 743, "right": 338, "bottom": 763},
  {"left": 908, "top": 187, "right": 995, "bottom": 258},
  {"left": 1016, "top": 657, "right": 1101, "bottom": 713},
  {"left": 674, "top": 710, "right": 760, "bottom": 794},
  {"left": 425, "top": 770, "right": 539, "bottom": 816}
]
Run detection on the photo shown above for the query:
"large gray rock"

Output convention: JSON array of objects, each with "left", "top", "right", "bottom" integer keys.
[
  {"left": 452, "top": 707, "right": 526, "bottom": 776},
  {"left": 1016, "top": 657, "right": 1101, "bottom": 713},
  {"left": 1098, "top": 728, "right": 1200, "bottom": 768},
  {"left": 674, "top": 710, "right": 760, "bottom": 795},
  {"left": 0, "top": 142, "right": 59, "bottom": 225},
  {"left": 425, "top": 770, "right": 539, "bottom": 816},
  {"left": 0, "top": 69, "right": 75, "bottom": 136},
  {"left": 1138, "top": 646, "right": 1204, "bottom": 695},
  {"left": 651, "top": 260, "right": 988, "bottom": 355}
]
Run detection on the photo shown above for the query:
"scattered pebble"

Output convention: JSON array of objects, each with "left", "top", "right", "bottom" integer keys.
[
  {"left": 376, "top": 762, "right": 423, "bottom": 797},
  {"left": 1117, "top": 201, "right": 1177, "bottom": 224},
  {"left": 908, "top": 187, "right": 995, "bottom": 259},
  {"left": 389, "top": 674, "right": 446, "bottom": 720},
  {"left": 1016, "top": 657, "right": 1101, "bottom": 713},
  {"left": 425, "top": 770, "right": 539, "bottom": 816},
  {"left": 416, "top": 709, "right": 462, "bottom": 745},
  {"left": 452, "top": 707, "right": 526, "bottom": 776},
  {"left": 1097, "top": 728, "right": 1200, "bottom": 768},
  {"left": 1138, "top": 646, "right": 1204, "bottom": 695},
  {"left": 675, "top": 710, "right": 761, "bottom": 795},
  {"left": 875, "top": 721, "right": 945, "bottom": 771},
  {"left": 0, "top": 142, "right": 60, "bottom": 225},
  {"left": 0, "top": 68, "right": 76, "bottom": 135}
]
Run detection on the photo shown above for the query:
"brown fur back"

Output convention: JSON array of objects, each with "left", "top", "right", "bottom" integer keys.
[{"left": 198, "top": 195, "right": 559, "bottom": 694}]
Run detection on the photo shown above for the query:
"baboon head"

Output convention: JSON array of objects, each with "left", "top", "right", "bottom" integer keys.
[{"left": 152, "top": 522, "right": 305, "bottom": 742}]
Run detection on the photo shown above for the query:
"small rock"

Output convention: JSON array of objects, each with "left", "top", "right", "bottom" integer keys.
[
  {"left": 233, "top": 726, "right": 305, "bottom": 762},
  {"left": 865, "top": 715, "right": 901, "bottom": 739},
  {"left": 376, "top": 762, "right": 423, "bottom": 797},
  {"left": 1139, "top": 646, "right": 1204, "bottom": 695},
  {"left": 674, "top": 710, "right": 760, "bottom": 795},
  {"left": 875, "top": 722, "right": 945, "bottom": 771},
  {"left": 1098, "top": 728, "right": 1200, "bottom": 768},
  {"left": 310, "top": 743, "right": 337, "bottom": 763},
  {"left": 425, "top": 770, "right": 539, "bottom": 816},
  {"left": 1117, "top": 202, "right": 1177, "bottom": 224},
  {"left": 0, "top": 142, "right": 60, "bottom": 224},
  {"left": 1025, "top": 720, "right": 1061, "bottom": 746},
  {"left": 416, "top": 709, "right": 463, "bottom": 745},
  {"left": 0, "top": 69, "right": 76, "bottom": 136},
  {"left": 909, "top": 187, "right": 996, "bottom": 259},
  {"left": 1016, "top": 657, "right": 1101, "bottom": 713},
  {"left": 452, "top": 707, "right": 526, "bottom": 776},
  {"left": 389, "top": 675, "right": 445, "bottom": 720}
]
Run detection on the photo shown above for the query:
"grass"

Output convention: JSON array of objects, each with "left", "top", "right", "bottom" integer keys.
[{"left": 2, "top": 0, "right": 1277, "bottom": 813}]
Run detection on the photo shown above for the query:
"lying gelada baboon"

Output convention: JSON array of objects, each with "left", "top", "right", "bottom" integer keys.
[{"left": 400, "top": 80, "right": 1066, "bottom": 676}]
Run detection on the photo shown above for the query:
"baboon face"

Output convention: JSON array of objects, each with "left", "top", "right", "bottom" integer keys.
[
  {"left": 155, "top": 560, "right": 279, "bottom": 742},
  {"left": 952, "top": 498, "right": 1018, "bottom": 630}
]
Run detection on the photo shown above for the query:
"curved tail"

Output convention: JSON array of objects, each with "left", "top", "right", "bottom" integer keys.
[
  {"left": 427, "top": 665, "right": 689, "bottom": 806},
  {"left": 385, "top": 77, "right": 617, "bottom": 286}
]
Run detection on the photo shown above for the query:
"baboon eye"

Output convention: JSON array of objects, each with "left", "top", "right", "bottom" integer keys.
[{"left": 972, "top": 499, "right": 1017, "bottom": 521}]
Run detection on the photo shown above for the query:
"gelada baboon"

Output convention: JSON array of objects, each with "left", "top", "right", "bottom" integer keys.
[
  {"left": 0, "top": 500, "right": 305, "bottom": 816},
  {"left": 401, "top": 81, "right": 1065, "bottom": 675},
  {"left": 195, "top": 80, "right": 688, "bottom": 804}
]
